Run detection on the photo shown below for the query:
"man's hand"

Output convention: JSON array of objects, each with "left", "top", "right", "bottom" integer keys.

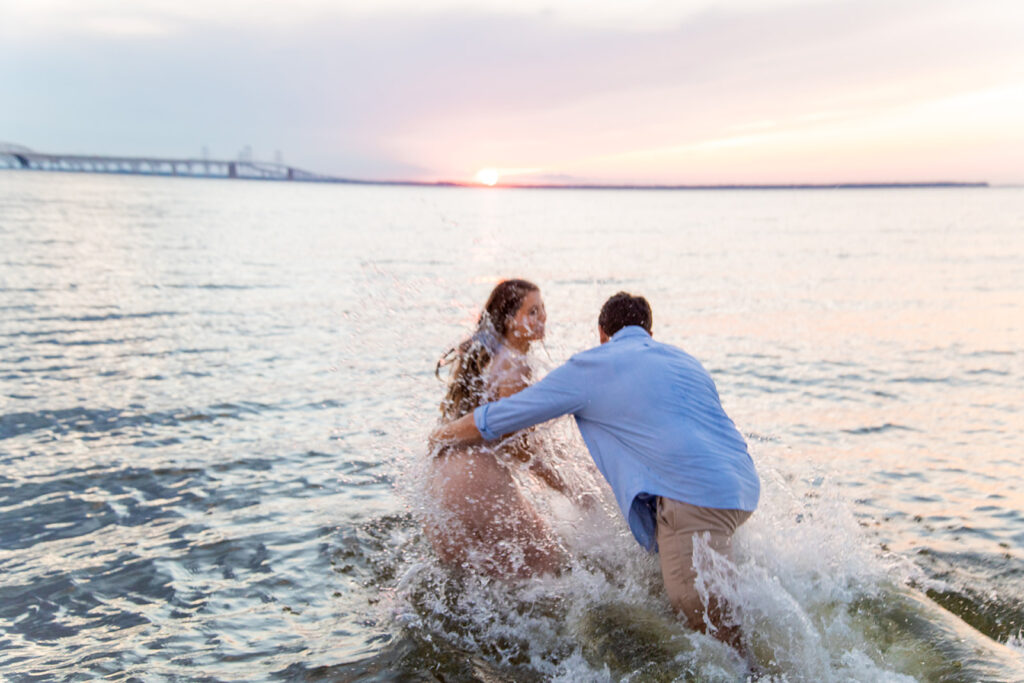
[{"left": 429, "top": 412, "right": 485, "bottom": 449}]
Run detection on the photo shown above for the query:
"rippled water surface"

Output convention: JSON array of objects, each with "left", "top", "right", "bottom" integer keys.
[{"left": 1, "top": 172, "right": 1023, "bottom": 680}]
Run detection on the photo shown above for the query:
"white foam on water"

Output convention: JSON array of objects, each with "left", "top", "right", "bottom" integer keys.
[
  {"left": 693, "top": 451, "right": 918, "bottom": 681},
  {"left": 386, "top": 422, "right": 1024, "bottom": 681}
]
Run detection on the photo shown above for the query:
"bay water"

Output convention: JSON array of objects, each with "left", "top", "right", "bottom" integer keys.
[{"left": 1, "top": 172, "right": 1022, "bottom": 680}]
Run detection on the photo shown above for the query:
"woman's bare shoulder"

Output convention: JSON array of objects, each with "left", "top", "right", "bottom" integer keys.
[{"left": 487, "top": 348, "right": 531, "bottom": 398}]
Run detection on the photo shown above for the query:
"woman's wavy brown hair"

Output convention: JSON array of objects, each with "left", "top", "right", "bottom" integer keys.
[{"left": 437, "top": 279, "right": 539, "bottom": 421}]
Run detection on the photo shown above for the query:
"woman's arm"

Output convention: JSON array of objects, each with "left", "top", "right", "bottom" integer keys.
[
  {"left": 489, "top": 351, "right": 530, "bottom": 399},
  {"left": 490, "top": 354, "right": 573, "bottom": 493},
  {"left": 490, "top": 353, "right": 536, "bottom": 464},
  {"left": 528, "top": 458, "right": 571, "bottom": 496}
]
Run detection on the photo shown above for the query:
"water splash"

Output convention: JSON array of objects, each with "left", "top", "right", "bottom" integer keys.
[{"left": 381, "top": 428, "right": 1024, "bottom": 681}]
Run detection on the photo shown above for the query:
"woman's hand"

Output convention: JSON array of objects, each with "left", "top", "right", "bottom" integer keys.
[
  {"left": 529, "top": 458, "right": 572, "bottom": 496},
  {"left": 574, "top": 491, "right": 601, "bottom": 510}
]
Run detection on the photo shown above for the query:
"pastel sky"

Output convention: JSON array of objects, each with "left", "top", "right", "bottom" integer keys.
[{"left": 2, "top": 0, "right": 1023, "bottom": 185}]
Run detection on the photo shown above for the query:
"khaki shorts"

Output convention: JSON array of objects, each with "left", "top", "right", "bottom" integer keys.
[{"left": 656, "top": 496, "right": 751, "bottom": 628}]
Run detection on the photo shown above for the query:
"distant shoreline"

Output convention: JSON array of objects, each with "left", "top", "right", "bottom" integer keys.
[
  {"left": 478, "top": 181, "right": 991, "bottom": 190},
  {"left": 0, "top": 150, "right": 990, "bottom": 190},
  {"left": 0, "top": 167, "right": 991, "bottom": 191}
]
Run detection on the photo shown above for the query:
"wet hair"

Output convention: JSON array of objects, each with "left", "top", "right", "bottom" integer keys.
[
  {"left": 437, "top": 279, "right": 539, "bottom": 421},
  {"left": 598, "top": 291, "right": 652, "bottom": 337}
]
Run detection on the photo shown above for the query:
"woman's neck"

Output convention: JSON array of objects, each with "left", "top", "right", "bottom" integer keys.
[{"left": 504, "top": 336, "right": 530, "bottom": 355}]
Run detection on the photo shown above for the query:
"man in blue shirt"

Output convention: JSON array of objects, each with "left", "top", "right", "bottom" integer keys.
[{"left": 432, "top": 292, "right": 759, "bottom": 646}]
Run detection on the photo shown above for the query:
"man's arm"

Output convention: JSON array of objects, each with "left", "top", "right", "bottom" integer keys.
[
  {"left": 430, "top": 412, "right": 484, "bottom": 447},
  {"left": 431, "top": 357, "right": 588, "bottom": 448}
]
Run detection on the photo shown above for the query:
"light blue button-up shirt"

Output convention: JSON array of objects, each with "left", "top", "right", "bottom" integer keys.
[{"left": 474, "top": 326, "right": 759, "bottom": 551}]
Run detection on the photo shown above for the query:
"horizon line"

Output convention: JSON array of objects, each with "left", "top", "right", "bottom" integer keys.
[
  {"left": 0, "top": 165, "right": 993, "bottom": 191},
  {"left": 0, "top": 147, "right": 994, "bottom": 190},
  {"left": 450, "top": 180, "right": 992, "bottom": 190}
]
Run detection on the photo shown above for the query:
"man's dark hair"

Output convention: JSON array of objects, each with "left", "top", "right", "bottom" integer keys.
[{"left": 599, "top": 292, "right": 652, "bottom": 336}]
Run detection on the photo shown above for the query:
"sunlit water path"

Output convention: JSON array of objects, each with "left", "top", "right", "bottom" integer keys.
[{"left": 1, "top": 172, "right": 1022, "bottom": 680}]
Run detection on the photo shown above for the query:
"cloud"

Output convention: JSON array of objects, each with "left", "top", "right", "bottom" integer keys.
[
  {"left": 1, "top": 0, "right": 1022, "bottom": 182},
  {"left": 0, "top": 0, "right": 841, "bottom": 35}
]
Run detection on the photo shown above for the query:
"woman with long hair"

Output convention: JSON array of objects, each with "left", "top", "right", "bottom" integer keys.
[{"left": 427, "top": 279, "right": 569, "bottom": 577}]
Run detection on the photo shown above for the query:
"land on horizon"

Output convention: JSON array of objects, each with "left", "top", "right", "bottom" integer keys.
[{"left": 0, "top": 145, "right": 992, "bottom": 190}]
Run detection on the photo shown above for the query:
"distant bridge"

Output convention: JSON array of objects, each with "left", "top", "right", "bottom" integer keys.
[
  {"left": 0, "top": 149, "right": 334, "bottom": 182},
  {"left": 1, "top": 146, "right": 991, "bottom": 190}
]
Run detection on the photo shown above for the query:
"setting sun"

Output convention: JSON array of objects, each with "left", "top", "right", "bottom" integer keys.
[{"left": 475, "top": 168, "right": 500, "bottom": 186}]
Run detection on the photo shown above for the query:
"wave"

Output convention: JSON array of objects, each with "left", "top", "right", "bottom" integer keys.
[
  {"left": 0, "top": 402, "right": 274, "bottom": 443},
  {"left": 363, "top": 436, "right": 1024, "bottom": 681}
]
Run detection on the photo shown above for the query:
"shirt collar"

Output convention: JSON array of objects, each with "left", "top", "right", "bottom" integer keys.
[{"left": 611, "top": 325, "right": 651, "bottom": 342}]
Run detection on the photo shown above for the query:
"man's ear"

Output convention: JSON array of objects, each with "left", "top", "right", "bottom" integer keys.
[{"left": 599, "top": 326, "right": 610, "bottom": 344}]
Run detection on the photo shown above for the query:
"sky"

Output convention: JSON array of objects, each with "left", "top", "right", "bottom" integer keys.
[{"left": 2, "top": 0, "right": 1023, "bottom": 185}]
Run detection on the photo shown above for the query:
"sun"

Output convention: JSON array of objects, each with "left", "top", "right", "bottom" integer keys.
[{"left": 475, "top": 168, "right": 500, "bottom": 186}]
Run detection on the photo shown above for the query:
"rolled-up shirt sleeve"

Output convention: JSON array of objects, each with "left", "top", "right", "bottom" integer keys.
[{"left": 474, "top": 358, "right": 589, "bottom": 441}]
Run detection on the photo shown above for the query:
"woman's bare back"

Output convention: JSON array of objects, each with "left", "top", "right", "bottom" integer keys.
[
  {"left": 426, "top": 446, "right": 563, "bottom": 577},
  {"left": 425, "top": 348, "right": 565, "bottom": 577}
]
